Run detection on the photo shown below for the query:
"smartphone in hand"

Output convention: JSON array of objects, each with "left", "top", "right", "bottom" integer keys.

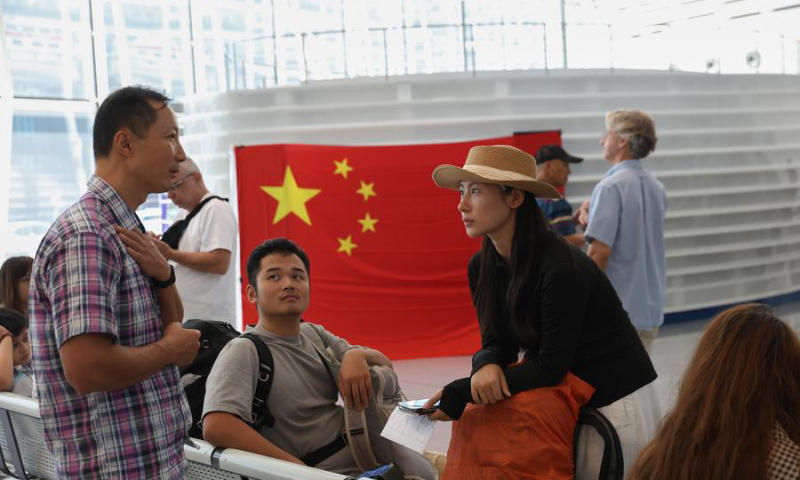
[{"left": 398, "top": 399, "right": 440, "bottom": 415}]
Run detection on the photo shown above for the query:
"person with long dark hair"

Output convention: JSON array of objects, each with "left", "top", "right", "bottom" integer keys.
[
  {"left": 0, "top": 256, "right": 33, "bottom": 317},
  {"left": 629, "top": 303, "right": 799, "bottom": 480},
  {"left": 423, "top": 145, "right": 659, "bottom": 478}
]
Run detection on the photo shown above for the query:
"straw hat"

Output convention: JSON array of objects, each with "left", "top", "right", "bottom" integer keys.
[{"left": 432, "top": 145, "right": 562, "bottom": 199}]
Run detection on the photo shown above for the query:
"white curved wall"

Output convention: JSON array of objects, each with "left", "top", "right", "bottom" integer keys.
[{"left": 179, "top": 69, "right": 800, "bottom": 315}]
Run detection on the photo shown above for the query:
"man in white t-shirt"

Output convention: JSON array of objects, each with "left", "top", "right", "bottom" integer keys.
[{"left": 150, "top": 157, "right": 238, "bottom": 323}]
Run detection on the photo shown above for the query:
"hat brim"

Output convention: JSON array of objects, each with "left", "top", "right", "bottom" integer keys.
[
  {"left": 564, "top": 155, "right": 583, "bottom": 164},
  {"left": 432, "top": 165, "right": 562, "bottom": 199}
]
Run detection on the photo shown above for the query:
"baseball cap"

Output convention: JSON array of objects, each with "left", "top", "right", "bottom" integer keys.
[{"left": 535, "top": 145, "right": 583, "bottom": 165}]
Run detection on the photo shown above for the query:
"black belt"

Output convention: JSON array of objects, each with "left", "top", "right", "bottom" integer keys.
[{"left": 301, "top": 433, "right": 349, "bottom": 467}]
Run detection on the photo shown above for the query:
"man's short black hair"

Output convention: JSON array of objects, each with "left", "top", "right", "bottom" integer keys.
[
  {"left": 93, "top": 85, "right": 171, "bottom": 158},
  {"left": 246, "top": 238, "right": 311, "bottom": 288},
  {"left": 0, "top": 307, "right": 28, "bottom": 337}
]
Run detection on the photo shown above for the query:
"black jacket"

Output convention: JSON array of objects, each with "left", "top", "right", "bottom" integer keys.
[{"left": 439, "top": 231, "right": 657, "bottom": 420}]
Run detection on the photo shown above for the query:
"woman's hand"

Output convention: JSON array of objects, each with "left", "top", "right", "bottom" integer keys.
[
  {"left": 424, "top": 389, "right": 453, "bottom": 422},
  {"left": 339, "top": 349, "right": 372, "bottom": 411},
  {"left": 470, "top": 363, "right": 511, "bottom": 405},
  {"left": 115, "top": 226, "right": 171, "bottom": 281}
]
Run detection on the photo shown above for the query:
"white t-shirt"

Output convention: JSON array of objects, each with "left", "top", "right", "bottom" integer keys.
[{"left": 173, "top": 193, "right": 238, "bottom": 322}]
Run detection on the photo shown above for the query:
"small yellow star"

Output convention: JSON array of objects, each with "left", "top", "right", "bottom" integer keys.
[
  {"left": 357, "top": 213, "right": 378, "bottom": 233},
  {"left": 356, "top": 181, "right": 377, "bottom": 202},
  {"left": 333, "top": 158, "right": 354, "bottom": 179},
  {"left": 260, "top": 166, "right": 321, "bottom": 226},
  {"left": 337, "top": 235, "right": 358, "bottom": 256}
]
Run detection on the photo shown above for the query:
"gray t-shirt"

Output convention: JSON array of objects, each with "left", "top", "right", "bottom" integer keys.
[{"left": 202, "top": 322, "right": 361, "bottom": 475}]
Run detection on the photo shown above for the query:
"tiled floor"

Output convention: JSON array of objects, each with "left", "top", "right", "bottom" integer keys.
[{"left": 392, "top": 304, "right": 800, "bottom": 454}]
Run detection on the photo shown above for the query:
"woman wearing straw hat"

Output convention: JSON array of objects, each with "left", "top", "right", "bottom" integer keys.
[{"left": 423, "top": 145, "right": 659, "bottom": 479}]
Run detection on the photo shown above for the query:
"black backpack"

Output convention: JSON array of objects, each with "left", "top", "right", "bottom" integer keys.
[{"left": 180, "top": 320, "right": 276, "bottom": 438}]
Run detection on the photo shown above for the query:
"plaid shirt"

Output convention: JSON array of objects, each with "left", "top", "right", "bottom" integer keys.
[{"left": 29, "top": 175, "right": 190, "bottom": 479}]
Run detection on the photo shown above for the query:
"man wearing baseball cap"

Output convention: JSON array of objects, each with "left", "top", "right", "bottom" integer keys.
[{"left": 535, "top": 145, "right": 585, "bottom": 248}]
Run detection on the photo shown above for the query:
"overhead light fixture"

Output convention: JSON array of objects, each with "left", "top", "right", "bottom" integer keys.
[{"left": 746, "top": 51, "right": 761, "bottom": 69}]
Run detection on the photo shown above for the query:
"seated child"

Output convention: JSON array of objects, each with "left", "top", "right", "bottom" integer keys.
[{"left": 0, "top": 307, "right": 33, "bottom": 396}]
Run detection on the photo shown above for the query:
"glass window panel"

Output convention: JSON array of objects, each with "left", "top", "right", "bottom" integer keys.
[
  {"left": 565, "top": 0, "right": 615, "bottom": 25},
  {"left": 504, "top": 23, "right": 547, "bottom": 70},
  {"left": 274, "top": 0, "right": 342, "bottom": 35},
  {"left": 471, "top": 25, "right": 507, "bottom": 71},
  {"left": 97, "top": 0, "right": 192, "bottom": 97},
  {"left": 565, "top": 24, "right": 612, "bottom": 68},
  {"left": 342, "top": 0, "right": 402, "bottom": 29},
  {"left": 204, "top": 65, "right": 220, "bottom": 91},
  {"left": 221, "top": 7, "right": 246, "bottom": 32},
  {"left": 275, "top": 35, "right": 304, "bottom": 84},
  {"left": 544, "top": 23, "right": 564, "bottom": 68},
  {"left": 2, "top": 0, "right": 93, "bottom": 99},
  {"left": 192, "top": 0, "right": 275, "bottom": 94},
  {"left": 344, "top": 29, "right": 392, "bottom": 78},
  {"left": 305, "top": 32, "right": 346, "bottom": 80},
  {"left": 5, "top": 108, "right": 93, "bottom": 257},
  {"left": 341, "top": 2, "right": 405, "bottom": 77},
  {"left": 251, "top": 38, "right": 277, "bottom": 87},
  {"left": 405, "top": 25, "right": 465, "bottom": 74},
  {"left": 404, "top": 0, "right": 462, "bottom": 27},
  {"left": 104, "top": 32, "right": 122, "bottom": 91},
  {"left": 228, "top": 37, "right": 277, "bottom": 89},
  {"left": 122, "top": 3, "right": 162, "bottom": 30}
]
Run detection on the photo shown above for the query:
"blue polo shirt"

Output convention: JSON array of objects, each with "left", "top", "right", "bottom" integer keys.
[
  {"left": 584, "top": 160, "right": 667, "bottom": 331},
  {"left": 537, "top": 198, "right": 577, "bottom": 237}
]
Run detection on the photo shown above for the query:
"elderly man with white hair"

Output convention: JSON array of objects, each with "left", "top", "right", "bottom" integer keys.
[
  {"left": 150, "top": 157, "right": 238, "bottom": 323},
  {"left": 579, "top": 109, "right": 667, "bottom": 353}
]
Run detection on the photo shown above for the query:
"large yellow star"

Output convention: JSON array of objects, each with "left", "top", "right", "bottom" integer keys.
[
  {"left": 358, "top": 213, "right": 378, "bottom": 233},
  {"left": 337, "top": 235, "right": 358, "bottom": 256},
  {"left": 260, "top": 166, "right": 321, "bottom": 225},
  {"left": 333, "top": 158, "right": 354, "bottom": 179},
  {"left": 356, "top": 181, "right": 376, "bottom": 202}
]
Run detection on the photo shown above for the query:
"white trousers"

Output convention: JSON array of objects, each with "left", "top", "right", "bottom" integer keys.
[{"left": 575, "top": 381, "right": 661, "bottom": 479}]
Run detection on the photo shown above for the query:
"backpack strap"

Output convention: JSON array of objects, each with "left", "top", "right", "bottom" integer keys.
[
  {"left": 186, "top": 195, "right": 227, "bottom": 223},
  {"left": 161, "top": 195, "right": 228, "bottom": 249},
  {"left": 241, "top": 334, "right": 276, "bottom": 429},
  {"left": 300, "top": 327, "right": 381, "bottom": 471}
]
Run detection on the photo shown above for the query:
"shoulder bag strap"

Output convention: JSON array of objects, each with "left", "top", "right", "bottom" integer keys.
[
  {"left": 300, "top": 327, "right": 380, "bottom": 471},
  {"left": 185, "top": 195, "right": 227, "bottom": 223}
]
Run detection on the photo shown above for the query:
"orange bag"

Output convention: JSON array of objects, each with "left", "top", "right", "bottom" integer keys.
[{"left": 443, "top": 372, "right": 595, "bottom": 480}]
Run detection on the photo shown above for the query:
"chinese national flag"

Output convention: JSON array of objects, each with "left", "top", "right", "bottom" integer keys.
[{"left": 235, "top": 131, "right": 561, "bottom": 359}]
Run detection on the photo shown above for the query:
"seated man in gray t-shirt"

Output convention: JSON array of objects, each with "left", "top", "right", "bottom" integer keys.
[{"left": 202, "top": 238, "right": 393, "bottom": 475}]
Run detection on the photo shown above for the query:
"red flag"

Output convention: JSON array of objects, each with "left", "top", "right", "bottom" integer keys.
[{"left": 235, "top": 132, "right": 561, "bottom": 359}]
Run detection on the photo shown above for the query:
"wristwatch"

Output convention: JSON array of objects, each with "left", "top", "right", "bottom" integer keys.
[{"left": 152, "top": 265, "right": 176, "bottom": 289}]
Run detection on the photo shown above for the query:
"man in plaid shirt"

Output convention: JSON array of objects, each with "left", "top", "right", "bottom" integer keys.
[{"left": 29, "top": 86, "right": 201, "bottom": 478}]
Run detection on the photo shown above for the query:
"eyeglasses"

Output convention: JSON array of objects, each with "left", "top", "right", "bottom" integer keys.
[{"left": 170, "top": 172, "right": 194, "bottom": 191}]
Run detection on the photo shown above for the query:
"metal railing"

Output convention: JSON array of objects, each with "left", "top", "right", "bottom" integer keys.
[{"left": 224, "top": 21, "right": 800, "bottom": 90}]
